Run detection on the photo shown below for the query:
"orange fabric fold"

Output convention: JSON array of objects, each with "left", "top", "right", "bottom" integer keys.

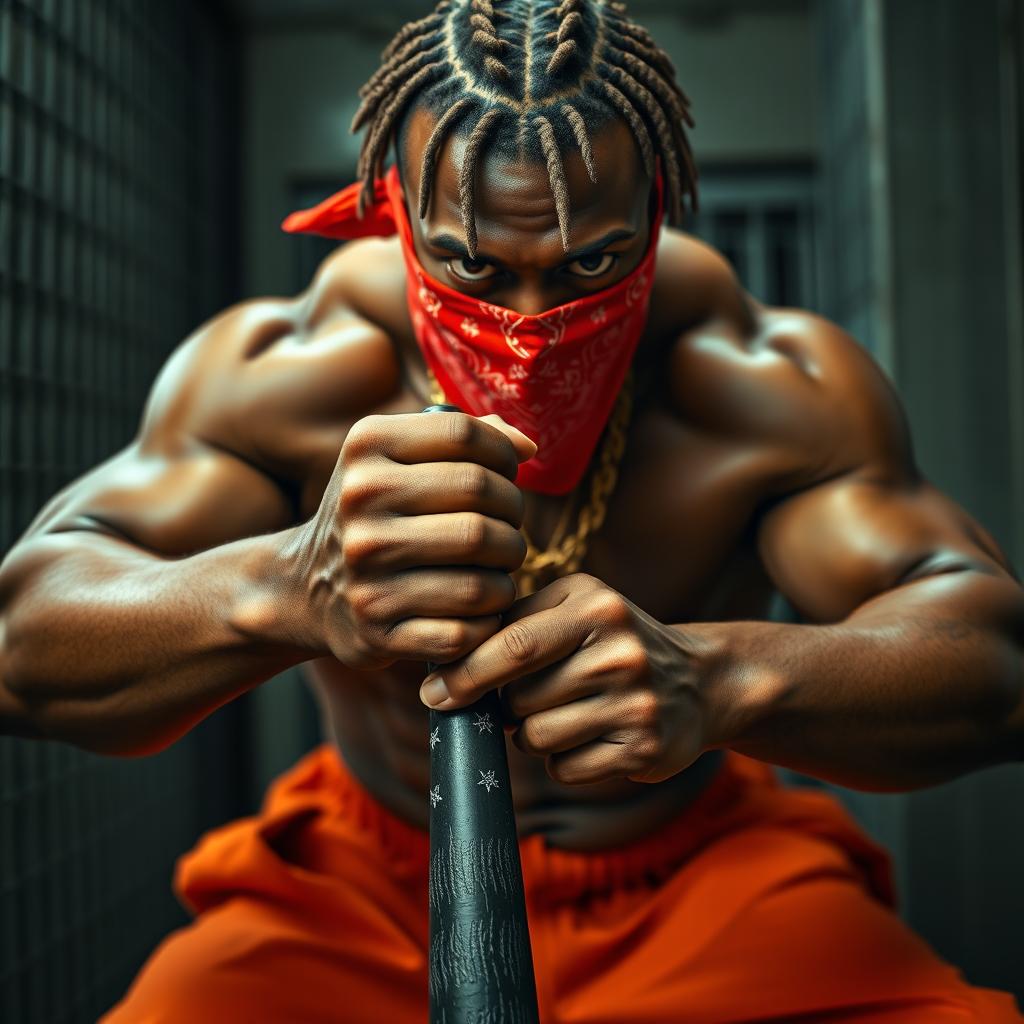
[{"left": 102, "top": 746, "right": 1023, "bottom": 1023}]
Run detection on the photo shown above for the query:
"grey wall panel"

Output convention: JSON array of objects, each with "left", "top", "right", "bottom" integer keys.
[
  {"left": 815, "top": 0, "right": 1024, "bottom": 1001},
  {"left": 0, "top": 2, "right": 241, "bottom": 1020},
  {"left": 883, "top": 0, "right": 1024, "bottom": 996}
]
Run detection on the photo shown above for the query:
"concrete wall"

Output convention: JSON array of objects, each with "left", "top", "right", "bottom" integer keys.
[
  {"left": 882, "top": 0, "right": 1023, "bottom": 997},
  {"left": 816, "top": 0, "right": 892, "bottom": 360},
  {"left": 816, "top": 0, "right": 1024, "bottom": 999}
]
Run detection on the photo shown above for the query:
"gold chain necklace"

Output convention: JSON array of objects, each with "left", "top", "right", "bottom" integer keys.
[{"left": 426, "top": 367, "right": 634, "bottom": 596}]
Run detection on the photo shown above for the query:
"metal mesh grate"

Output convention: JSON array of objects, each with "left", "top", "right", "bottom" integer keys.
[{"left": 0, "top": 1, "right": 240, "bottom": 1021}]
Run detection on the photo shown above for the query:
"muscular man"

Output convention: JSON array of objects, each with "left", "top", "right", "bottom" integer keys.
[{"left": 2, "top": 1, "right": 1023, "bottom": 1020}]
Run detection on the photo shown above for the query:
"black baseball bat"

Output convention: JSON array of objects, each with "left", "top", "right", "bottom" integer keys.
[{"left": 422, "top": 403, "right": 540, "bottom": 1024}]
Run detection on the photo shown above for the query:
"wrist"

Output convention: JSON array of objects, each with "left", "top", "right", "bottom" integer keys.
[
  {"left": 683, "top": 619, "right": 795, "bottom": 752},
  {"left": 227, "top": 526, "right": 322, "bottom": 661}
]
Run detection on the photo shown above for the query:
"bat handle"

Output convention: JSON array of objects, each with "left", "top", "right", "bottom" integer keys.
[{"left": 421, "top": 404, "right": 539, "bottom": 1024}]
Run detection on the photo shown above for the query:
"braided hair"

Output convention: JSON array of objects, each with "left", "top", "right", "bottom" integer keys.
[{"left": 352, "top": 0, "right": 698, "bottom": 256}]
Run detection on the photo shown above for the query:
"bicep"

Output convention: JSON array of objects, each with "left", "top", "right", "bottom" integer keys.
[
  {"left": 743, "top": 308, "right": 1014, "bottom": 622},
  {"left": 25, "top": 438, "right": 295, "bottom": 556},
  {"left": 14, "top": 252, "right": 391, "bottom": 557},
  {"left": 21, "top": 303, "right": 302, "bottom": 556},
  {"left": 757, "top": 472, "right": 1015, "bottom": 623}
]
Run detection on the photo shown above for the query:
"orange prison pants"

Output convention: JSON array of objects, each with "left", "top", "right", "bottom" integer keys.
[{"left": 102, "top": 746, "right": 1022, "bottom": 1023}]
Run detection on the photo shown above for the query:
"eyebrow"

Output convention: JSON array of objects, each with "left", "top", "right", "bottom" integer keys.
[{"left": 424, "top": 227, "right": 638, "bottom": 265}]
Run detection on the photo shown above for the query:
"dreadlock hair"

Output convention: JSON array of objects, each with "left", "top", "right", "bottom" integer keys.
[{"left": 351, "top": 0, "right": 698, "bottom": 257}]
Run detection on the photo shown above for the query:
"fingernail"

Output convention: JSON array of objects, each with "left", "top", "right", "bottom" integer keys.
[{"left": 420, "top": 675, "right": 451, "bottom": 708}]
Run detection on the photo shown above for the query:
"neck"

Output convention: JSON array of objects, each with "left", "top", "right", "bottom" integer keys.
[{"left": 395, "top": 325, "right": 436, "bottom": 407}]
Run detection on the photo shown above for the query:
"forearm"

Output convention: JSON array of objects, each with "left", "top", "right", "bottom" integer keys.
[
  {"left": 693, "top": 571, "right": 1024, "bottom": 790},
  {"left": 0, "top": 528, "right": 313, "bottom": 755}
]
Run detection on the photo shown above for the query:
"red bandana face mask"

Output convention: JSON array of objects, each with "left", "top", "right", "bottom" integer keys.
[{"left": 282, "top": 166, "right": 662, "bottom": 495}]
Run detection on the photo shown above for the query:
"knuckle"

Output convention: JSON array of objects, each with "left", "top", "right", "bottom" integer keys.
[
  {"left": 547, "top": 755, "right": 578, "bottom": 785},
  {"left": 457, "top": 511, "right": 488, "bottom": 554},
  {"left": 440, "top": 412, "right": 477, "bottom": 451},
  {"left": 338, "top": 465, "right": 380, "bottom": 515},
  {"left": 456, "top": 463, "right": 490, "bottom": 502},
  {"left": 454, "top": 660, "right": 484, "bottom": 700},
  {"left": 501, "top": 622, "right": 537, "bottom": 664},
  {"left": 615, "top": 636, "right": 650, "bottom": 677},
  {"left": 521, "top": 716, "right": 553, "bottom": 753},
  {"left": 589, "top": 587, "right": 632, "bottom": 627},
  {"left": 629, "top": 691, "right": 661, "bottom": 729},
  {"left": 342, "top": 415, "right": 383, "bottom": 459},
  {"left": 555, "top": 571, "right": 598, "bottom": 603},
  {"left": 346, "top": 581, "right": 383, "bottom": 623},
  {"left": 633, "top": 733, "right": 663, "bottom": 764},
  {"left": 431, "top": 620, "right": 470, "bottom": 662},
  {"left": 340, "top": 523, "right": 385, "bottom": 571},
  {"left": 458, "top": 571, "right": 487, "bottom": 606}
]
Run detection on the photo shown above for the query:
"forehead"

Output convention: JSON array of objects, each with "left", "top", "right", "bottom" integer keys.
[{"left": 400, "top": 104, "right": 650, "bottom": 256}]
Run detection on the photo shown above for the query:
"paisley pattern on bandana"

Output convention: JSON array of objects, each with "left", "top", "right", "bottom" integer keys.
[{"left": 282, "top": 165, "right": 663, "bottom": 495}]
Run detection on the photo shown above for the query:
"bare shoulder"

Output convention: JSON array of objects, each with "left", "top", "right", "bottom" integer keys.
[
  {"left": 153, "top": 236, "right": 406, "bottom": 478},
  {"left": 18, "top": 237, "right": 407, "bottom": 553},
  {"left": 649, "top": 228, "right": 755, "bottom": 337},
  {"left": 655, "top": 228, "right": 915, "bottom": 493}
]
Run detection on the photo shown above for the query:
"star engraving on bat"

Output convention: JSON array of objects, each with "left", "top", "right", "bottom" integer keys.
[
  {"left": 429, "top": 785, "right": 443, "bottom": 808},
  {"left": 429, "top": 727, "right": 441, "bottom": 750},
  {"left": 473, "top": 712, "right": 495, "bottom": 735},
  {"left": 477, "top": 769, "right": 500, "bottom": 793}
]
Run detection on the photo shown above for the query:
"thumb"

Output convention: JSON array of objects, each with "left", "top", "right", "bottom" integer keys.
[{"left": 479, "top": 414, "right": 537, "bottom": 463}]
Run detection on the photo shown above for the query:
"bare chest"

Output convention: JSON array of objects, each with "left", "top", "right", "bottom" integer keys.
[{"left": 285, "top": 352, "right": 778, "bottom": 845}]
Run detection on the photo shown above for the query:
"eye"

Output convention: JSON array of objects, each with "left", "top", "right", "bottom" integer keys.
[
  {"left": 447, "top": 257, "right": 498, "bottom": 282},
  {"left": 566, "top": 252, "right": 617, "bottom": 278}
]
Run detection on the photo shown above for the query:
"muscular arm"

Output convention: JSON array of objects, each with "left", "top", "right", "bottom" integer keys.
[
  {"left": 0, "top": 235, "right": 527, "bottom": 757},
  {"left": 0, "top": 520, "right": 303, "bottom": 756},
  {"left": 0, "top": 267, "right": 381, "bottom": 755},
  {"left": 690, "top": 304, "right": 1024, "bottom": 789}
]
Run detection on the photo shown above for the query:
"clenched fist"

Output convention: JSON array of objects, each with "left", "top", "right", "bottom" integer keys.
[{"left": 281, "top": 411, "right": 536, "bottom": 669}]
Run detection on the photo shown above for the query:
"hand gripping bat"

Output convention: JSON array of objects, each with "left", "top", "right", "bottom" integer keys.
[{"left": 422, "top": 403, "right": 540, "bottom": 1024}]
